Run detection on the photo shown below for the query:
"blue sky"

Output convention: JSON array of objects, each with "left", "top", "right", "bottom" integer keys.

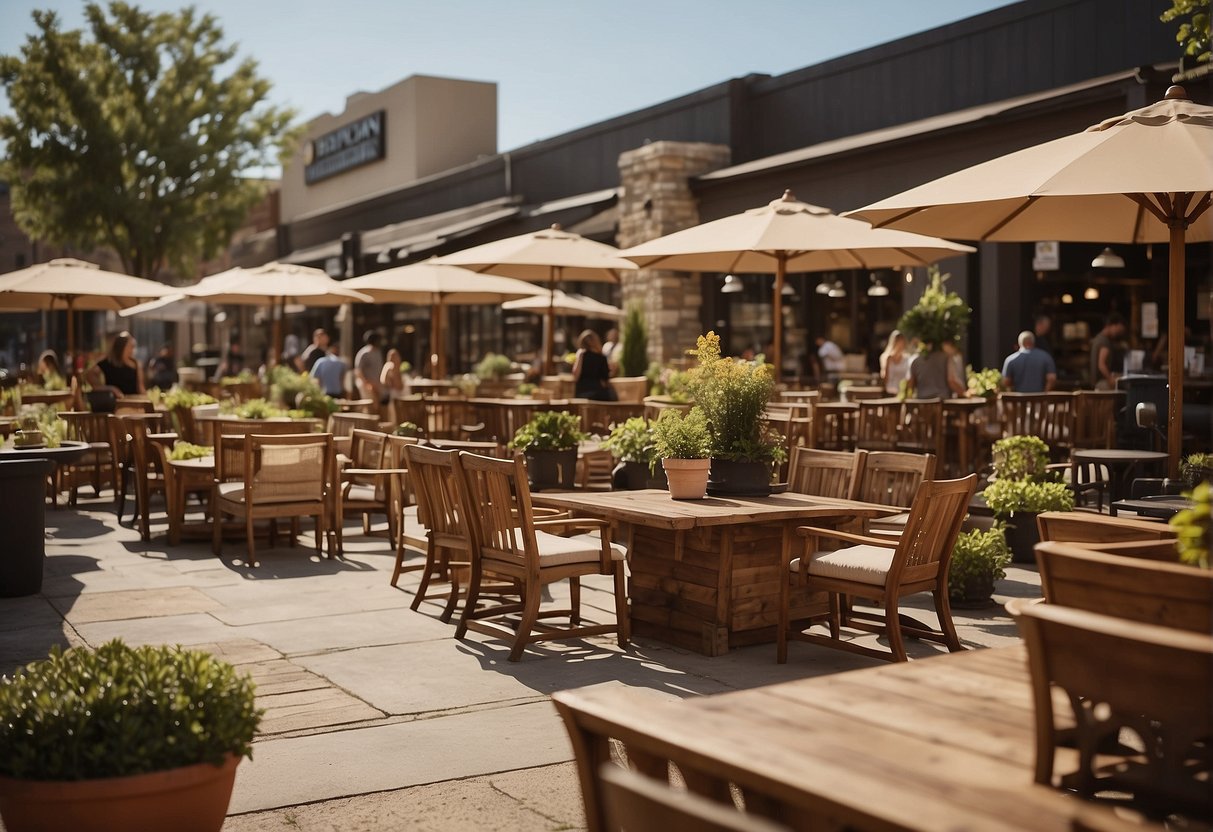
[{"left": 1, "top": 1, "right": 1012, "bottom": 152}]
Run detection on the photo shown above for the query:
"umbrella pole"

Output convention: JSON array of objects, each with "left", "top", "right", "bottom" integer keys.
[
  {"left": 430, "top": 303, "right": 442, "bottom": 379},
  {"left": 66, "top": 297, "right": 75, "bottom": 374},
  {"left": 271, "top": 298, "right": 283, "bottom": 369},
  {"left": 545, "top": 269, "right": 559, "bottom": 376},
  {"left": 1166, "top": 222, "right": 1185, "bottom": 480},
  {"left": 773, "top": 254, "right": 786, "bottom": 382}
]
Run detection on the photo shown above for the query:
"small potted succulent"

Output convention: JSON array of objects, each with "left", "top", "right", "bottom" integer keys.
[
  {"left": 601, "top": 416, "right": 667, "bottom": 491},
  {"left": 509, "top": 410, "right": 587, "bottom": 491},
  {"left": 948, "top": 521, "right": 1011, "bottom": 607},
  {"left": 0, "top": 639, "right": 261, "bottom": 832},
  {"left": 651, "top": 406, "right": 711, "bottom": 500},
  {"left": 982, "top": 435, "right": 1074, "bottom": 563}
]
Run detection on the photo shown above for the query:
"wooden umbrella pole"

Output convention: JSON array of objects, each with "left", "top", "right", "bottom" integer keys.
[
  {"left": 66, "top": 296, "right": 75, "bottom": 373},
  {"left": 1166, "top": 220, "right": 1185, "bottom": 480},
  {"left": 271, "top": 297, "right": 283, "bottom": 369},
  {"left": 430, "top": 302, "right": 442, "bottom": 379},
  {"left": 545, "top": 268, "right": 559, "bottom": 376},
  {"left": 772, "top": 254, "right": 786, "bottom": 382}
]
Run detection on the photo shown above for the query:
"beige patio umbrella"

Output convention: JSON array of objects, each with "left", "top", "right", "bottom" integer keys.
[
  {"left": 0, "top": 258, "right": 175, "bottom": 362},
  {"left": 342, "top": 261, "right": 546, "bottom": 378},
  {"left": 847, "top": 85, "right": 1213, "bottom": 477},
  {"left": 619, "top": 190, "right": 975, "bottom": 380},
  {"left": 502, "top": 289, "right": 623, "bottom": 320},
  {"left": 431, "top": 224, "right": 636, "bottom": 373},
  {"left": 150, "top": 262, "right": 372, "bottom": 366}
]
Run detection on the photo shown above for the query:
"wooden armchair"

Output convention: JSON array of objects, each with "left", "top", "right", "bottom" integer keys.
[
  {"left": 1014, "top": 602, "right": 1212, "bottom": 819},
  {"left": 779, "top": 473, "right": 977, "bottom": 663},
  {"left": 853, "top": 451, "right": 936, "bottom": 508},
  {"left": 328, "top": 412, "right": 383, "bottom": 457},
  {"left": 57, "top": 411, "right": 113, "bottom": 505},
  {"left": 399, "top": 444, "right": 475, "bottom": 621},
  {"left": 332, "top": 428, "right": 402, "bottom": 556},
  {"left": 855, "top": 398, "right": 900, "bottom": 452},
  {"left": 786, "top": 447, "right": 864, "bottom": 499},
  {"left": 810, "top": 402, "right": 857, "bottom": 451},
  {"left": 1034, "top": 542, "right": 1211, "bottom": 633},
  {"left": 1036, "top": 512, "right": 1177, "bottom": 547},
  {"left": 1073, "top": 390, "right": 1124, "bottom": 449},
  {"left": 999, "top": 392, "right": 1048, "bottom": 438},
  {"left": 384, "top": 434, "right": 425, "bottom": 582},
  {"left": 1043, "top": 392, "right": 1077, "bottom": 459},
  {"left": 454, "top": 451, "right": 629, "bottom": 661},
  {"left": 896, "top": 398, "right": 943, "bottom": 456},
  {"left": 211, "top": 432, "right": 334, "bottom": 566}
]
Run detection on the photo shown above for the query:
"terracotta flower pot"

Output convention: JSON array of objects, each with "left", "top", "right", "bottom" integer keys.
[
  {"left": 662, "top": 457, "right": 710, "bottom": 500},
  {"left": 0, "top": 754, "right": 240, "bottom": 832}
]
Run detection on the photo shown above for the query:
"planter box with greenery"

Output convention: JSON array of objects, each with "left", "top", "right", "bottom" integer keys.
[
  {"left": 510, "top": 410, "right": 587, "bottom": 491},
  {"left": 601, "top": 417, "right": 667, "bottom": 490},
  {"left": 0, "top": 640, "right": 261, "bottom": 832},
  {"left": 948, "top": 521, "right": 1011, "bottom": 607},
  {"left": 1180, "top": 453, "right": 1213, "bottom": 491},
  {"left": 982, "top": 435, "right": 1074, "bottom": 563},
  {"left": 652, "top": 406, "right": 711, "bottom": 500}
]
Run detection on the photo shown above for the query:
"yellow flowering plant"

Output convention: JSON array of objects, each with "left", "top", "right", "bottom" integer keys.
[{"left": 686, "top": 332, "right": 785, "bottom": 465}]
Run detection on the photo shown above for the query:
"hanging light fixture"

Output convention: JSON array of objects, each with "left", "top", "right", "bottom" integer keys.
[
  {"left": 827, "top": 279, "right": 847, "bottom": 298},
  {"left": 1084, "top": 286, "right": 1100, "bottom": 301},
  {"left": 815, "top": 277, "right": 831, "bottom": 295},
  {"left": 868, "top": 277, "right": 890, "bottom": 297},
  {"left": 721, "top": 274, "right": 743, "bottom": 294},
  {"left": 1091, "top": 247, "right": 1125, "bottom": 269},
  {"left": 781, "top": 281, "right": 796, "bottom": 297}
]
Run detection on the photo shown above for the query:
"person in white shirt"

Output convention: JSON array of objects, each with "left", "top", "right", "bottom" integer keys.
[{"left": 815, "top": 336, "right": 845, "bottom": 378}]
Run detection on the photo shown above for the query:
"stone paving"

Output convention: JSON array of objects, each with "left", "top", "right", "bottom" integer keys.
[{"left": 1, "top": 492, "right": 1042, "bottom": 831}]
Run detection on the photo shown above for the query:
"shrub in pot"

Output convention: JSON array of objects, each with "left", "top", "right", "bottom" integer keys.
[
  {"left": 601, "top": 417, "right": 666, "bottom": 490},
  {"left": 0, "top": 639, "right": 261, "bottom": 832},
  {"left": 651, "top": 406, "right": 711, "bottom": 500},
  {"left": 1179, "top": 453, "right": 1213, "bottom": 491},
  {"left": 510, "top": 410, "right": 587, "bottom": 491},
  {"left": 948, "top": 521, "right": 1011, "bottom": 607},
  {"left": 982, "top": 435, "right": 1073, "bottom": 563},
  {"left": 686, "top": 332, "right": 785, "bottom": 496}
]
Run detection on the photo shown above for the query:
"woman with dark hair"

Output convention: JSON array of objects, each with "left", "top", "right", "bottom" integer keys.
[
  {"left": 36, "top": 350, "right": 62, "bottom": 384},
  {"left": 87, "top": 331, "right": 144, "bottom": 397},
  {"left": 573, "top": 330, "right": 616, "bottom": 401}
]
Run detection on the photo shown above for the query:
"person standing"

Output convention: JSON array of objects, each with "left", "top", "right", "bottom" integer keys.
[
  {"left": 301, "top": 328, "right": 330, "bottom": 372},
  {"left": 815, "top": 336, "right": 845, "bottom": 378},
  {"left": 380, "top": 348, "right": 407, "bottom": 401},
  {"left": 908, "top": 342, "right": 965, "bottom": 400},
  {"left": 86, "top": 332, "right": 145, "bottom": 397},
  {"left": 1089, "top": 313, "right": 1126, "bottom": 390},
  {"left": 309, "top": 345, "right": 347, "bottom": 398},
  {"left": 354, "top": 330, "right": 385, "bottom": 404},
  {"left": 1001, "top": 331, "right": 1056, "bottom": 393},
  {"left": 573, "top": 330, "right": 616, "bottom": 401},
  {"left": 879, "top": 331, "right": 910, "bottom": 395},
  {"left": 1033, "top": 314, "right": 1054, "bottom": 357},
  {"left": 146, "top": 343, "right": 178, "bottom": 390},
  {"left": 601, "top": 327, "right": 620, "bottom": 364}
]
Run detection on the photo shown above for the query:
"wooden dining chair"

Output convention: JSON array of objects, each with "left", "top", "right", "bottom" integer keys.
[
  {"left": 454, "top": 451, "right": 629, "bottom": 661},
  {"left": 779, "top": 473, "right": 977, "bottom": 663},
  {"left": 107, "top": 412, "right": 169, "bottom": 526},
  {"left": 383, "top": 434, "right": 426, "bottom": 582},
  {"left": 1013, "top": 602, "right": 1212, "bottom": 818},
  {"left": 399, "top": 444, "right": 475, "bottom": 621},
  {"left": 130, "top": 427, "right": 176, "bottom": 541},
  {"left": 599, "top": 765, "right": 792, "bottom": 832},
  {"left": 786, "top": 447, "right": 865, "bottom": 499},
  {"left": 1042, "top": 392, "right": 1077, "bottom": 460},
  {"left": 853, "top": 451, "right": 936, "bottom": 509},
  {"left": 57, "top": 411, "right": 113, "bottom": 505},
  {"left": 896, "top": 398, "right": 943, "bottom": 456},
  {"left": 810, "top": 402, "right": 857, "bottom": 451},
  {"left": 212, "top": 432, "right": 334, "bottom": 566},
  {"left": 1073, "top": 390, "right": 1125, "bottom": 449},
  {"left": 332, "top": 428, "right": 402, "bottom": 557},
  {"left": 1034, "top": 542, "right": 1210, "bottom": 632},
  {"left": 855, "top": 398, "right": 901, "bottom": 452},
  {"left": 1035, "top": 511, "right": 1177, "bottom": 547},
  {"left": 998, "top": 392, "right": 1048, "bottom": 439}
]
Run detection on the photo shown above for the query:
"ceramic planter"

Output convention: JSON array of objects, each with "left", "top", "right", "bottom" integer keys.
[
  {"left": 707, "top": 459, "right": 772, "bottom": 498},
  {"left": 0, "top": 754, "right": 240, "bottom": 832},
  {"left": 524, "top": 449, "right": 578, "bottom": 491},
  {"left": 663, "top": 458, "right": 710, "bottom": 500}
]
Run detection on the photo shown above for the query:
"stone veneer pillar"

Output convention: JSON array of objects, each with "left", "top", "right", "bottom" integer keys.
[{"left": 617, "top": 141, "right": 731, "bottom": 365}]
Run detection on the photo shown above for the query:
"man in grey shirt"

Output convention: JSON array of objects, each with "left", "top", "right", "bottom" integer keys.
[
  {"left": 908, "top": 346, "right": 964, "bottom": 399},
  {"left": 354, "top": 330, "right": 386, "bottom": 403}
]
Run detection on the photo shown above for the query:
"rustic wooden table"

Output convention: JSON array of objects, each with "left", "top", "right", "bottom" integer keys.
[
  {"left": 556, "top": 644, "right": 1163, "bottom": 832},
  {"left": 531, "top": 489, "right": 896, "bottom": 656}
]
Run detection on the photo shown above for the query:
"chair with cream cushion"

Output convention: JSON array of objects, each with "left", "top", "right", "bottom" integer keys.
[
  {"left": 778, "top": 473, "right": 977, "bottom": 663},
  {"left": 454, "top": 451, "right": 629, "bottom": 661}
]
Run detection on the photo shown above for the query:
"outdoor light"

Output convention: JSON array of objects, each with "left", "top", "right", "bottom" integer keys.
[
  {"left": 721, "top": 274, "right": 744, "bottom": 294},
  {"left": 868, "top": 278, "right": 890, "bottom": 297},
  {"left": 1062, "top": 293, "right": 1074, "bottom": 304},
  {"left": 1084, "top": 286, "right": 1100, "bottom": 300},
  {"left": 827, "top": 280, "right": 847, "bottom": 298},
  {"left": 781, "top": 281, "right": 797, "bottom": 297},
  {"left": 815, "top": 277, "right": 831, "bottom": 295},
  {"left": 904, "top": 270, "right": 914, "bottom": 283},
  {"left": 1091, "top": 247, "right": 1125, "bottom": 269}
]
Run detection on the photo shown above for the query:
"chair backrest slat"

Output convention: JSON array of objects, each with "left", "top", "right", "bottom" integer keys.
[
  {"left": 891, "top": 474, "right": 977, "bottom": 580},
  {"left": 786, "top": 447, "right": 864, "bottom": 499},
  {"left": 854, "top": 451, "right": 935, "bottom": 507},
  {"left": 402, "top": 444, "right": 470, "bottom": 549},
  {"left": 456, "top": 451, "right": 536, "bottom": 568}
]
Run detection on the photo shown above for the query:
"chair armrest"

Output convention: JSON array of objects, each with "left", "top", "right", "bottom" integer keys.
[
  {"left": 341, "top": 468, "right": 409, "bottom": 478},
  {"left": 796, "top": 525, "right": 899, "bottom": 549},
  {"left": 534, "top": 517, "right": 610, "bottom": 535}
]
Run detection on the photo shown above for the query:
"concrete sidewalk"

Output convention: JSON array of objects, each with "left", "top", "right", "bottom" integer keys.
[{"left": 2, "top": 494, "right": 1041, "bottom": 831}]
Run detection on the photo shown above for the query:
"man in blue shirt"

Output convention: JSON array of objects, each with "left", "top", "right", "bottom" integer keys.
[
  {"left": 1001, "top": 331, "right": 1057, "bottom": 393},
  {"left": 309, "top": 345, "right": 348, "bottom": 397}
]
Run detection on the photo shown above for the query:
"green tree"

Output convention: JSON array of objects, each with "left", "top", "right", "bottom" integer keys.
[
  {"left": 0, "top": 3, "right": 295, "bottom": 278},
  {"left": 1161, "top": 0, "right": 1211, "bottom": 72},
  {"left": 618, "top": 304, "right": 649, "bottom": 377}
]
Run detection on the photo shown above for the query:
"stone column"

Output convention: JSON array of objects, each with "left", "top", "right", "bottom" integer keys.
[{"left": 617, "top": 141, "right": 730, "bottom": 364}]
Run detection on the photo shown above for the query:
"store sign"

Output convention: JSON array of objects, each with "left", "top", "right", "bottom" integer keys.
[
  {"left": 1032, "top": 241, "right": 1059, "bottom": 271},
  {"left": 305, "top": 111, "right": 386, "bottom": 184}
]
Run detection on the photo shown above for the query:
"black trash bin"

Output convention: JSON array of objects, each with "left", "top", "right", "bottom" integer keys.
[{"left": 0, "top": 458, "right": 55, "bottom": 597}]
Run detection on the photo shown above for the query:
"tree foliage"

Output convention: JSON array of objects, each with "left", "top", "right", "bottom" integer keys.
[
  {"left": 1161, "top": 0, "right": 1211, "bottom": 70},
  {"left": 0, "top": 3, "right": 295, "bottom": 278}
]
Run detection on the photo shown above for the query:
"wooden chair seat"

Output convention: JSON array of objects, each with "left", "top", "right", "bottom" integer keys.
[{"left": 792, "top": 545, "right": 892, "bottom": 585}]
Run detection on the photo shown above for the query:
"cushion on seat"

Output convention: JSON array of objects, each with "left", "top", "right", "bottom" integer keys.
[
  {"left": 533, "top": 530, "right": 626, "bottom": 567},
  {"left": 343, "top": 483, "right": 379, "bottom": 503},
  {"left": 793, "top": 544, "right": 893, "bottom": 586}
]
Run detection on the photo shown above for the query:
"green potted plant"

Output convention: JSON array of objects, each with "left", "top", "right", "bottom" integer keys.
[
  {"left": 982, "top": 436, "right": 1074, "bottom": 563},
  {"left": 601, "top": 416, "right": 667, "bottom": 490},
  {"left": 0, "top": 639, "right": 261, "bottom": 832},
  {"left": 394, "top": 421, "right": 422, "bottom": 438},
  {"left": 474, "top": 353, "right": 514, "bottom": 396},
  {"left": 651, "top": 406, "right": 711, "bottom": 500},
  {"left": 948, "top": 521, "right": 1011, "bottom": 607},
  {"left": 610, "top": 305, "right": 649, "bottom": 403},
  {"left": 1179, "top": 452, "right": 1213, "bottom": 491},
  {"left": 1170, "top": 481, "right": 1210, "bottom": 569},
  {"left": 896, "top": 266, "right": 971, "bottom": 348},
  {"left": 686, "top": 332, "right": 785, "bottom": 496},
  {"left": 966, "top": 366, "right": 1003, "bottom": 399},
  {"left": 509, "top": 410, "right": 587, "bottom": 491}
]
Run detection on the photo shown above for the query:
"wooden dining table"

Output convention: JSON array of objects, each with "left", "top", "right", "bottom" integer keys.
[
  {"left": 530, "top": 489, "right": 896, "bottom": 656},
  {"left": 556, "top": 644, "right": 1164, "bottom": 832},
  {"left": 164, "top": 455, "right": 215, "bottom": 545}
]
